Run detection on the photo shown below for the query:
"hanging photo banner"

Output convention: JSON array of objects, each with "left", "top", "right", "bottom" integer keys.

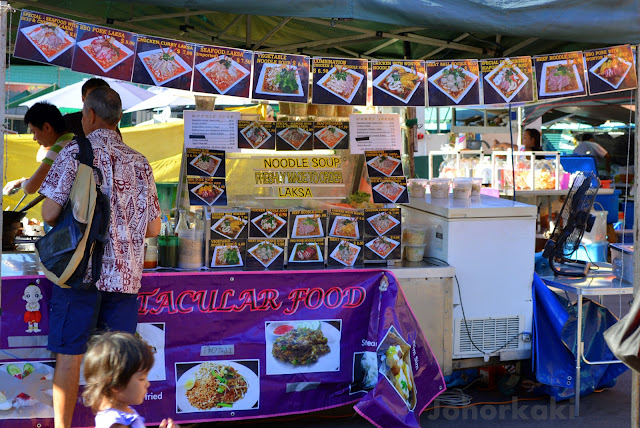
[
  {"left": 13, "top": 10, "right": 77, "bottom": 68},
  {"left": 71, "top": 23, "right": 137, "bottom": 81},
  {"left": 192, "top": 46, "right": 253, "bottom": 97},
  {"left": 533, "top": 51, "right": 587, "bottom": 101},
  {"left": 371, "top": 60, "right": 426, "bottom": 107},
  {"left": 312, "top": 57, "right": 368, "bottom": 106},
  {"left": 132, "top": 35, "right": 195, "bottom": 90},
  {"left": 426, "top": 59, "right": 480, "bottom": 106},
  {"left": 480, "top": 56, "right": 535, "bottom": 105},
  {"left": 252, "top": 52, "right": 310, "bottom": 103},
  {"left": 584, "top": 45, "right": 638, "bottom": 95}
]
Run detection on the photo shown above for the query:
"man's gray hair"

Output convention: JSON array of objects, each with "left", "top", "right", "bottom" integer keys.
[{"left": 84, "top": 87, "right": 122, "bottom": 126}]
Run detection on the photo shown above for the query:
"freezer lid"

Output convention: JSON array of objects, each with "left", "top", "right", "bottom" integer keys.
[{"left": 403, "top": 195, "right": 537, "bottom": 219}]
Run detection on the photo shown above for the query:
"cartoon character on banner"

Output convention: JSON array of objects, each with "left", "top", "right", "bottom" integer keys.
[{"left": 23, "top": 283, "right": 42, "bottom": 333}]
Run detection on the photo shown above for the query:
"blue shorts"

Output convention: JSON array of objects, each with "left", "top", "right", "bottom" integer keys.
[{"left": 47, "top": 285, "right": 138, "bottom": 355}]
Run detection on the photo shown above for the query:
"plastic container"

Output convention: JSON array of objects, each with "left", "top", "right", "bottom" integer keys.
[
  {"left": 158, "top": 235, "right": 179, "bottom": 268},
  {"left": 429, "top": 178, "right": 450, "bottom": 198},
  {"left": 470, "top": 177, "right": 482, "bottom": 196},
  {"left": 452, "top": 178, "right": 472, "bottom": 199},
  {"left": 610, "top": 243, "right": 633, "bottom": 283},
  {"left": 407, "top": 178, "right": 428, "bottom": 199},
  {"left": 178, "top": 228, "right": 204, "bottom": 269},
  {"left": 402, "top": 224, "right": 427, "bottom": 245},
  {"left": 404, "top": 244, "right": 426, "bottom": 262},
  {"left": 144, "top": 237, "right": 158, "bottom": 269}
]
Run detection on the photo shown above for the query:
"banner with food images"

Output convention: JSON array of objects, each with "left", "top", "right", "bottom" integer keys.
[
  {"left": 192, "top": 45, "right": 253, "bottom": 97},
  {"left": 426, "top": 59, "right": 481, "bottom": 106},
  {"left": 0, "top": 272, "right": 444, "bottom": 427},
  {"left": 371, "top": 60, "right": 426, "bottom": 107},
  {"left": 132, "top": 35, "right": 195, "bottom": 90},
  {"left": 71, "top": 22, "right": 137, "bottom": 81},
  {"left": 187, "top": 177, "right": 227, "bottom": 206},
  {"left": 276, "top": 121, "right": 314, "bottom": 151},
  {"left": 14, "top": 10, "right": 77, "bottom": 68},
  {"left": 312, "top": 57, "right": 368, "bottom": 106},
  {"left": 251, "top": 52, "right": 310, "bottom": 103},
  {"left": 533, "top": 51, "right": 587, "bottom": 101},
  {"left": 584, "top": 45, "right": 638, "bottom": 95},
  {"left": 480, "top": 56, "right": 535, "bottom": 105},
  {"left": 313, "top": 121, "right": 349, "bottom": 150}
]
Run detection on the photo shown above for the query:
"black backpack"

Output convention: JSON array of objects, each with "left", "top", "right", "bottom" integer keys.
[{"left": 35, "top": 137, "right": 110, "bottom": 289}]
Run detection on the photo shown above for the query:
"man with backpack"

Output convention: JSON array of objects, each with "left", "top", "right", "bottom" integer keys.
[{"left": 39, "top": 87, "right": 161, "bottom": 428}]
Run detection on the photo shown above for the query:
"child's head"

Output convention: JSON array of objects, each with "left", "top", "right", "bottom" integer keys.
[{"left": 82, "top": 331, "right": 154, "bottom": 412}]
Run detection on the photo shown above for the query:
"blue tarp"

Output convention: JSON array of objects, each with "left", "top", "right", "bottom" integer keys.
[{"left": 532, "top": 273, "right": 628, "bottom": 400}]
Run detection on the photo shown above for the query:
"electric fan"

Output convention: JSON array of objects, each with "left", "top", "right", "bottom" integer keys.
[{"left": 542, "top": 172, "right": 600, "bottom": 277}]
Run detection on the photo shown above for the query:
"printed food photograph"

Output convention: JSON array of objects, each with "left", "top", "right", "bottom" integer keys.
[
  {"left": 484, "top": 59, "right": 529, "bottom": 102},
  {"left": 77, "top": 35, "right": 134, "bottom": 73},
  {"left": 366, "top": 236, "right": 399, "bottom": 259},
  {"left": 329, "top": 216, "right": 359, "bottom": 239},
  {"left": 212, "top": 245, "right": 243, "bottom": 268},
  {"left": 265, "top": 320, "right": 341, "bottom": 374},
  {"left": 0, "top": 361, "right": 55, "bottom": 418},
  {"left": 589, "top": 55, "right": 633, "bottom": 89},
  {"left": 191, "top": 182, "right": 224, "bottom": 205},
  {"left": 316, "top": 66, "right": 365, "bottom": 103},
  {"left": 190, "top": 153, "right": 222, "bottom": 177},
  {"left": 540, "top": 60, "right": 584, "bottom": 96},
  {"left": 373, "top": 64, "right": 424, "bottom": 103},
  {"left": 212, "top": 215, "right": 248, "bottom": 239},
  {"left": 135, "top": 323, "right": 166, "bottom": 381},
  {"left": 377, "top": 326, "right": 417, "bottom": 410},
  {"left": 248, "top": 241, "right": 284, "bottom": 268},
  {"left": 196, "top": 55, "right": 250, "bottom": 95},
  {"left": 291, "top": 214, "right": 324, "bottom": 238},
  {"left": 373, "top": 181, "right": 406, "bottom": 203},
  {"left": 429, "top": 64, "right": 478, "bottom": 104},
  {"left": 289, "top": 242, "right": 324, "bottom": 263},
  {"left": 330, "top": 240, "right": 361, "bottom": 267},
  {"left": 314, "top": 125, "right": 347, "bottom": 149},
  {"left": 251, "top": 211, "right": 286, "bottom": 238},
  {"left": 367, "top": 211, "right": 400, "bottom": 236},
  {"left": 240, "top": 122, "right": 271, "bottom": 149},
  {"left": 350, "top": 351, "right": 378, "bottom": 394},
  {"left": 176, "top": 361, "right": 259, "bottom": 413},
  {"left": 138, "top": 47, "right": 192, "bottom": 86},
  {"left": 256, "top": 64, "right": 303, "bottom": 96},
  {"left": 278, "top": 126, "right": 312, "bottom": 150},
  {"left": 367, "top": 155, "right": 401, "bottom": 177},
  {"left": 21, "top": 23, "right": 75, "bottom": 61}
]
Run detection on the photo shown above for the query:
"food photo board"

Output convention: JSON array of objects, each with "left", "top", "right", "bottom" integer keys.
[
  {"left": 312, "top": 57, "right": 368, "bottom": 106},
  {"left": 249, "top": 209, "right": 289, "bottom": 239},
  {"left": 14, "top": 10, "right": 77, "bottom": 68},
  {"left": 371, "top": 60, "right": 426, "bottom": 107},
  {"left": 533, "top": 51, "right": 588, "bottom": 100},
  {"left": 480, "top": 56, "right": 535, "bottom": 105},
  {"left": 132, "top": 35, "right": 195, "bottom": 90},
  {"left": 193, "top": 46, "right": 253, "bottom": 97},
  {"left": 426, "top": 59, "right": 481, "bottom": 106},
  {"left": 237, "top": 120, "right": 276, "bottom": 150},
  {"left": 186, "top": 149, "right": 225, "bottom": 178},
  {"left": 251, "top": 52, "right": 310, "bottom": 103},
  {"left": 187, "top": 177, "right": 227, "bottom": 206},
  {"left": 245, "top": 238, "right": 286, "bottom": 270},
  {"left": 276, "top": 121, "right": 314, "bottom": 151},
  {"left": 584, "top": 45, "right": 638, "bottom": 94}
]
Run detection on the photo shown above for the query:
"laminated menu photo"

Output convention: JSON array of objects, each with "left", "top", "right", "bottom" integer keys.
[
  {"left": 186, "top": 149, "right": 225, "bottom": 177},
  {"left": 313, "top": 121, "right": 349, "bottom": 150},
  {"left": 210, "top": 239, "right": 246, "bottom": 270},
  {"left": 370, "top": 176, "right": 409, "bottom": 204},
  {"left": 328, "top": 209, "right": 364, "bottom": 240},
  {"left": 249, "top": 208, "right": 289, "bottom": 239},
  {"left": 211, "top": 212, "right": 249, "bottom": 240},
  {"left": 364, "top": 235, "right": 401, "bottom": 262},
  {"left": 276, "top": 121, "right": 314, "bottom": 151},
  {"left": 365, "top": 150, "right": 404, "bottom": 178},
  {"left": 246, "top": 238, "right": 286, "bottom": 271},
  {"left": 287, "top": 238, "right": 326, "bottom": 269},
  {"left": 238, "top": 120, "right": 276, "bottom": 150},
  {"left": 188, "top": 177, "right": 227, "bottom": 206},
  {"left": 289, "top": 210, "right": 327, "bottom": 239},
  {"left": 328, "top": 237, "right": 364, "bottom": 268},
  {"left": 364, "top": 208, "right": 401, "bottom": 237}
]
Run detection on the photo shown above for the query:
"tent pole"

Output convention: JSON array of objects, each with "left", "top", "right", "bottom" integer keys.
[
  {"left": 0, "top": 0, "right": 8, "bottom": 299},
  {"left": 632, "top": 43, "right": 640, "bottom": 428}
]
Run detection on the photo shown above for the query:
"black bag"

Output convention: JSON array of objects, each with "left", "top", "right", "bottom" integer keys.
[{"left": 35, "top": 137, "right": 110, "bottom": 289}]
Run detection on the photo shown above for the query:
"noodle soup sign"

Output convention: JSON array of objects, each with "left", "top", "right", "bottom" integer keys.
[{"left": 0, "top": 270, "right": 445, "bottom": 428}]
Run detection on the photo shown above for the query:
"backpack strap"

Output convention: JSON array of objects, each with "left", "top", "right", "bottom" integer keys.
[{"left": 75, "top": 137, "right": 104, "bottom": 185}]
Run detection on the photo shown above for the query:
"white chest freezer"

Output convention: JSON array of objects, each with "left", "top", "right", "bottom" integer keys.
[{"left": 402, "top": 195, "right": 537, "bottom": 361}]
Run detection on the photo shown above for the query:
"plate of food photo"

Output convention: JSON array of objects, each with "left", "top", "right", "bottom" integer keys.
[
  {"left": 277, "top": 126, "right": 312, "bottom": 150},
  {"left": 589, "top": 55, "right": 633, "bottom": 89},
  {"left": 373, "top": 181, "right": 406, "bottom": 203},
  {"left": 189, "top": 153, "right": 222, "bottom": 177},
  {"left": 196, "top": 55, "right": 250, "bottom": 95},
  {"left": 240, "top": 122, "right": 271, "bottom": 149},
  {"left": 247, "top": 241, "right": 284, "bottom": 268},
  {"left": 329, "top": 216, "right": 359, "bottom": 239},
  {"left": 191, "top": 182, "right": 224, "bottom": 205},
  {"left": 256, "top": 64, "right": 303, "bottom": 96},
  {"left": 77, "top": 35, "right": 134, "bottom": 73},
  {"left": 539, "top": 60, "right": 584, "bottom": 96},
  {"left": 21, "top": 23, "right": 75, "bottom": 62},
  {"left": 316, "top": 66, "right": 364, "bottom": 103},
  {"left": 251, "top": 211, "right": 286, "bottom": 238},
  {"left": 330, "top": 240, "right": 361, "bottom": 267},
  {"left": 211, "top": 215, "right": 248, "bottom": 239},
  {"left": 373, "top": 64, "right": 424, "bottom": 103},
  {"left": 484, "top": 58, "right": 529, "bottom": 102},
  {"left": 428, "top": 64, "right": 478, "bottom": 104},
  {"left": 314, "top": 125, "right": 347, "bottom": 149},
  {"left": 366, "top": 236, "right": 399, "bottom": 259},
  {"left": 138, "top": 47, "right": 192, "bottom": 86}
]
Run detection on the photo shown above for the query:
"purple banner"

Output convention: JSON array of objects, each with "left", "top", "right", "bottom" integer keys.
[
  {"left": 132, "top": 35, "right": 195, "bottom": 90},
  {"left": 71, "top": 23, "right": 137, "bottom": 81},
  {"left": 13, "top": 10, "right": 77, "bottom": 68},
  {"left": 0, "top": 270, "right": 444, "bottom": 427}
]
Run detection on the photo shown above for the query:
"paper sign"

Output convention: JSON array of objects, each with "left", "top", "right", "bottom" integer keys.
[
  {"left": 480, "top": 56, "right": 535, "bottom": 105},
  {"left": 533, "top": 51, "right": 588, "bottom": 100},
  {"left": 371, "top": 60, "right": 426, "bottom": 107},
  {"left": 184, "top": 110, "right": 240, "bottom": 151},
  {"left": 349, "top": 114, "right": 401, "bottom": 154}
]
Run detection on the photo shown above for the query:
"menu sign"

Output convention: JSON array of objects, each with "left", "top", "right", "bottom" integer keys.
[
  {"left": 186, "top": 149, "right": 225, "bottom": 177},
  {"left": 426, "top": 59, "right": 480, "bottom": 106},
  {"left": 71, "top": 23, "right": 136, "bottom": 81},
  {"left": 246, "top": 238, "right": 286, "bottom": 270},
  {"left": 193, "top": 45, "right": 253, "bottom": 97},
  {"left": 187, "top": 177, "right": 227, "bottom": 206},
  {"left": 364, "top": 208, "right": 401, "bottom": 237},
  {"left": 364, "top": 235, "right": 401, "bottom": 262},
  {"left": 289, "top": 210, "right": 327, "bottom": 239},
  {"left": 328, "top": 237, "right": 364, "bottom": 268},
  {"left": 238, "top": 120, "right": 276, "bottom": 150},
  {"left": 132, "top": 35, "right": 195, "bottom": 90},
  {"left": 14, "top": 10, "right": 77, "bottom": 68},
  {"left": 312, "top": 57, "right": 368, "bottom": 105},
  {"left": 184, "top": 110, "right": 240, "bottom": 151},
  {"left": 365, "top": 150, "right": 404, "bottom": 178},
  {"left": 249, "top": 208, "right": 289, "bottom": 239},
  {"left": 585, "top": 45, "right": 637, "bottom": 94},
  {"left": 252, "top": 52, "right": 310, "bottom": 103},
  {"left": 210, "top": 239, "right": 246, "bottom": 270},
  {"left": 533, "top": 51, "right": 587, "bottom": 100},
  {"left": 371, "top": 176, "right": 408, "bottom": 204},
  {"left": 328, "top": 209, "right": 364, "bottom": 240},
  {"left": 313, "top": 121, "right": 349, "bottom": 150},
  {"left": 210, "top": 212, "right": 249, "bottom": 240},
  {"left": 276, "top": 121, "right": 314, "bottom": 151},
  {"left": 287, "top": 238, "right": 326, "bottom": 269},
  {"left": 480, "top": 56, "right": 535, "bottom": 104},
  {"left": 349, "top": 114, "right": 401, "bottom": 154},
  {"left": 371, "top": 60, "right": 426, "bottom": 107}
]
